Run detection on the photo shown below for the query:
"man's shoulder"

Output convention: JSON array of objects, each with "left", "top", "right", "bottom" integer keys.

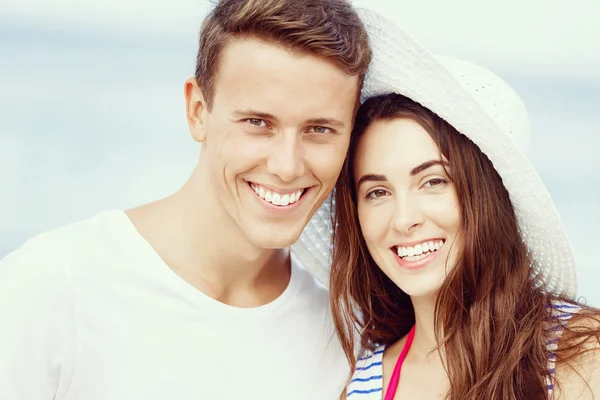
[
  {"left": 2, "top": 210, "right": 128, "bottom": 270},
  {"left": 0, "top": 211, "right": 127, "bottom": 308}
]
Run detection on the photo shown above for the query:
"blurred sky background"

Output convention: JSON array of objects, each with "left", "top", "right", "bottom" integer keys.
[{"left": 0, "top": 0, "right": 598, "bottom": 305}]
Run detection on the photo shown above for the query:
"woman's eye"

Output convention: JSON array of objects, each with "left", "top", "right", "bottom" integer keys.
[
  {"left": 366, "top": 189, "right": 388, "bottom": 199},
  {"left": 424, "top": 178, "right": 447, "bottom": 188}
]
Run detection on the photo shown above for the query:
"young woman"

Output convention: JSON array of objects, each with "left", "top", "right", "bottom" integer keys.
[{"left": 328, "top": 9, "right": 600, "bottom": 400}]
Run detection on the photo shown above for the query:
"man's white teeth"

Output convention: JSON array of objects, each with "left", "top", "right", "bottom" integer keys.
[
  {"left": 397, "top": 240, "right": 444, "bottom": 258},
  {"left": 251, "top": 184, "right": 304, "bottom": 206}
]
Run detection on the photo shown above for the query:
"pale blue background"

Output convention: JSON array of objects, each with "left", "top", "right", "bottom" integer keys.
[{"left": 0, "top": 0, "right": 598, "bottom": 305}]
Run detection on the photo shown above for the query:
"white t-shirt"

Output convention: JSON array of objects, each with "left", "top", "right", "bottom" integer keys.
[{"left": 0, "top": 210, "right": 348, "bottom": 400}]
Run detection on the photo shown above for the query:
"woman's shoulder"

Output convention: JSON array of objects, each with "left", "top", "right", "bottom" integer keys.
[
  {"left": 346, "top": 345, "right": 385, "bottom": 398},
  {"left": 551, "top": 299, "right": 600, "bottom": 399}
]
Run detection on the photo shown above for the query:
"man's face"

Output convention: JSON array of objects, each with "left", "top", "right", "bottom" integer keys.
[{"left": 188, "top": 37, "right": 359, "bottom": 249}]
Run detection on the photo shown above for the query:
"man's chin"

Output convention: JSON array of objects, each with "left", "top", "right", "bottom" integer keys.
[
  {"left": 253, "top": 236, "right": 301, "bottom": 250},
  {"left": 248, "top": 228, "right": 303, "bottom": 250}
]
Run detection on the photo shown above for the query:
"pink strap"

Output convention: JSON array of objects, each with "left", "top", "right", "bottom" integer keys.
[{"left": 383, "top": 326, "right": 416, "bottom": 400}]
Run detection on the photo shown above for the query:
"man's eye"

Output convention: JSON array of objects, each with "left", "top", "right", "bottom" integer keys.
[
  {"left": 246, "top": 119, "right": 267, "bottom": 127},
  {"left": 308, "top": 126, "right": 333, "bottom": 134}
]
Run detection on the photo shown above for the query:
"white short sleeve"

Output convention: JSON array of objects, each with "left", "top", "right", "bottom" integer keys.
[{"left": 0, "top": 235, "right": 77, "bottom": 400}]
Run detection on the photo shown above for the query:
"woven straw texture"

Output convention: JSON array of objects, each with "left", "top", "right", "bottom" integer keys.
[{"left": 292, "top": 8, "right": 577, "bottom": 299}]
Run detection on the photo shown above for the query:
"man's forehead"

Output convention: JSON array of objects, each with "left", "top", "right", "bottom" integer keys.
[
  {"left": 215, "top": 38, "right": 359, "bottom": 92},
  {"left": 212, "top": 70, "right": 357, "bottom": 121}
]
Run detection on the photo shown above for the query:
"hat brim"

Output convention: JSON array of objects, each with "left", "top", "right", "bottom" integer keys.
[{"left": 293, "top": 8, "right": 577, "bottom": 299}]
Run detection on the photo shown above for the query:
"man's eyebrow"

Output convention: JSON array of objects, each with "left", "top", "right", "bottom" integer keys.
[
  {"left": 232, "top": 111, "right": 345, "bottom": 128},
  {"left": 411, "top": 160, "right": 449, "bottom": 176},
  {"left": 356, "top": 173, "right": 387, "bottom": 188},
  {"left": 306, "top": 118, "right": 346, "bottom": 128},
  {"left": 233, "top": 109, "right": 277, "bottom": 120}
]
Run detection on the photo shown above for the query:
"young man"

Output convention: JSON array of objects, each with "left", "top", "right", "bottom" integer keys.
[{"left": 0, "top": 1, "right": 371, "bottom": 399}]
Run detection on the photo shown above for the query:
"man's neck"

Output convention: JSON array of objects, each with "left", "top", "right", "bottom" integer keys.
[{"left": 126, "top": 179, "right": 292, "bottom": 308}]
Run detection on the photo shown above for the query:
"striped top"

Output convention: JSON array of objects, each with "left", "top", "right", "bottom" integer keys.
[{"left": 347, "top": 301, "right": 580, "bottom": 399}]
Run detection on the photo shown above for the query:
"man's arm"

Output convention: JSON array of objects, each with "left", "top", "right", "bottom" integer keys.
[{"left": 0, "top": 237, "right": 76, "bottom": 400}]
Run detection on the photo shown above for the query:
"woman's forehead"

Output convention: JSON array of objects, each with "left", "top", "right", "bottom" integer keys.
[{"left": 354, "top": 118, "right": 444, "bottom": 174}]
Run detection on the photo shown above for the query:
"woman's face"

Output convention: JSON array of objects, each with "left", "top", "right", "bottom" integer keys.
[{"left": 354, "top": 118, "right": 462, "bottom": 299}]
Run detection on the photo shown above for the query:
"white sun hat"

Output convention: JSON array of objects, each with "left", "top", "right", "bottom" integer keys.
[{"left": 292, "top": 8, "right": 577, "bottom": 299}]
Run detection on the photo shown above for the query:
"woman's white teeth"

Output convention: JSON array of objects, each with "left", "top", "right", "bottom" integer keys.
[
  {"left": 397, "top": 240, "right": 444, "bottom": 258},
  {"left": 251, "top": 184, "right": 304, "bottom": 206}
]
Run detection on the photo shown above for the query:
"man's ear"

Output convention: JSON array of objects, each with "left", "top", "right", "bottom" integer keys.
[{"left": 184, "top": 78, "right": 208, "bottom": 143}]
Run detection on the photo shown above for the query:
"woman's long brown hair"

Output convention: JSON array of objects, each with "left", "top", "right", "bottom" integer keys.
[{"left": 330, "top": 93, "right": 600, "bottom": 399}]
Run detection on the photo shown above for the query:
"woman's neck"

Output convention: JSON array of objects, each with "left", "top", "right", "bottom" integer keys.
[{"left": 410, "top": 295, "right": 444, "bottom": 363}]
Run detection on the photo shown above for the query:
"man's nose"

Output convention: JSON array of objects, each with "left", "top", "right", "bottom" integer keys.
[{"left": 266, "top": 132, "right": 306, "bottom": 182}]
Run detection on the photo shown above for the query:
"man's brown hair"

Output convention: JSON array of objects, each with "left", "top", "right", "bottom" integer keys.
[{"left": 195, "top": 0, "right": 372, "bottom": 110}]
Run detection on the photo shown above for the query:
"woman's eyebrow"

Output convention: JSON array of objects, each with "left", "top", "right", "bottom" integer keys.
[
  {"left": 411, "top": 160, "right": 449, "bottom": 176},
  {"left": 356, "top": 173, "right": 387, "bottom": 188}
]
